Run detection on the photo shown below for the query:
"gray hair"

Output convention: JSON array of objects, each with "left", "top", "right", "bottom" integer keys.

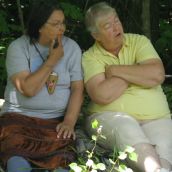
[{"left": 85, "top": 2, "right": 117, "bottom": 33}]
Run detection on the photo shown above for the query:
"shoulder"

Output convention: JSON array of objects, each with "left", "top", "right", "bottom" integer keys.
[
  {"left": 8, "top": 35, "right": 30, "bottom": 51},
  {"left": 63, "top": 36, "right": 81, "bottom": 51},
  {"left": 82, "top": 43, "right": 104, "bottom": 72},
  {"left": 124, "top": 33, "right": 150, "bottom": 45},
  {"left": 82, "top": 43, "right": 98, "bottom": 60}
]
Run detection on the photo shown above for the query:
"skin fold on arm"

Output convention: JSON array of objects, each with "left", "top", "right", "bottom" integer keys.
[
  {"left": 86, "top": 72, "right": 128, "bottom": 105},
  {"left": 105, "top": 58, "right": 165, "bottom": 88}
]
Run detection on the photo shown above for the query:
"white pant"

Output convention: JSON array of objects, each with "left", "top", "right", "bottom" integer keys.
[{"left": 85, "top": 112, "right": 172, "bottom": 165}]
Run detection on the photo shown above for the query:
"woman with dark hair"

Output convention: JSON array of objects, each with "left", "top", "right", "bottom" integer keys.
[{"left": 0, "top": 0, "right": 83, "bottom": 171}]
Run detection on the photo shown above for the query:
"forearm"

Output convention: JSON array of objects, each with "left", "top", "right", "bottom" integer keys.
[
  {"left": 87, "top": 77, "right": 128, "bottom": 105},
  {"left": 12, "top": 40, "right": 64, "bottom": 97},
  {"left": 63, "top": 82, "right": 83, "bottom": 127},
  {"left": 14, "top": 57, "right": 61, "bottom": 97},
  {"left": 23, "top": 62, "right": 55, "bottom": 96},
  {"left": 107, "top": 61, "right": 165, "bottom": 87}
]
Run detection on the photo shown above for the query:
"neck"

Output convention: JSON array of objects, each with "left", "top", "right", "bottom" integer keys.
[
  {"left": 110, "top": 46, "right": 122, "bottom": 56},
  {"left": 103, "top": 45, "right": 122, "bottom": 56},
  {"left": 98, "top": 41, "right": 123, "bottom": 56},
  {"left": 38, "top": 37, "right": 51, "bottom": 47}
]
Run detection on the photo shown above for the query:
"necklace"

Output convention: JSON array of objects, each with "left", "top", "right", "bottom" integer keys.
[
  {"left": 33, "top": 42, "right": 46, "bottom": 62},
  {"left": 32, "top": 42, "right": 58, "bottom": 95}
]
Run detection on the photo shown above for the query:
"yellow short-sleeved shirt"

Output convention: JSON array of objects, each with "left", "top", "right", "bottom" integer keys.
[{"left": 82, "top": 34, "right": 170, "bottom": 120}]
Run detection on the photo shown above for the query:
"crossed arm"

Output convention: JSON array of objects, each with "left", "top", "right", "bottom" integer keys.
[{"left": 86, "top": 58, "right": 165, "bottom": 105}]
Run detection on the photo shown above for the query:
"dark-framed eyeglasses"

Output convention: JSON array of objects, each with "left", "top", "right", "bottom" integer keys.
[{"left": 46, "top": 21, "right": 66, "bottom": 28}]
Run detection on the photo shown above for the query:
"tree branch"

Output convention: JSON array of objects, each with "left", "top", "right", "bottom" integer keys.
[{"left": 16, "top": 0, "right": 25, "bottom": 34}]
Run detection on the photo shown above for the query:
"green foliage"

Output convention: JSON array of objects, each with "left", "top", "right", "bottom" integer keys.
[
  {"left": 0, "top": 35, "right": 16, "bottom": 98},
  {"left": 0, "top": 10, "right": 10, "bottom": 33},
  {"left": 155, "top": 20, "right": 172, "bottom": 51},
  {"left": 69, "top": 120, "right": 137, "bottom": 172},
  {"left": 91, "top": 119, "right": 99, "bottom": 129},
  {"left": 0, "top": 167, "right": 4, "bottom": 172},
  {"left": 162, "top": 84, "right": 172, "bottom": 112},
  {"left": 0, "top": 56, "right": 6, "bottom": 97},
  {"left": 0, "top": 40, "right": 7, "bottom": 98},
  {"left": 155, "top": 20, "right": 172, "bottom": 74},
  {"left": 155, "top": 20, "right": 172, "bottom": 47},
  {"left": 60, "top": 2, "right": 84, "bottom": 21}
]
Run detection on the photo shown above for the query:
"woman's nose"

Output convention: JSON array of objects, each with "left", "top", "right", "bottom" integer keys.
[{"left": 58, "top": 26, "right": 65, "bottom": 34}]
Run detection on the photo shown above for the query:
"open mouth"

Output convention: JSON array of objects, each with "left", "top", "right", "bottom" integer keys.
[
  {"left": 114, "top": 33, "right": 121, "bottom": 38},
  {"left": 116, "top": 33, "right": 121, "bottom": 37}
]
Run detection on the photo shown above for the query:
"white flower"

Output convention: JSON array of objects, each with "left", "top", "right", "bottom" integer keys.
[{"left": 86, "top": 159, "right": 94, "bottom": 167}]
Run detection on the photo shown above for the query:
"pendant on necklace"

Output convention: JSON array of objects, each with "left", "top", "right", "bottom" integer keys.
[{"left": 46, "top": 72, "right": 58, "bottom": 94}]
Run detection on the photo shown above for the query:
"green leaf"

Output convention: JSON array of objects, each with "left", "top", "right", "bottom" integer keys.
[
  {"left": 118, "top": 152, "right": 127, "bottom": 160},
  {"left": 92, "top": 163, "right": 98, "bottom": 170},
  {"left": 125, "top": 146, "right": 135, "bottom": 153},
  {"left": 90, "top": 170, "right": 97, "bottom": 172},
  {"left": 126, "top": 168, "right": 133, "bottom": 172},
  {"left": 109, "top": 158, "right": 116, "bottom": 165},
  {"left": 0, "top": 11, "right": 10, "bottom": 33},
  {"left": 69, "top": 163, "right": 82, "bottom": 172},
  {"left": 78, "top": 157, "right": 86, "bottom": 164},
  {"left": 118, "top": 164, "right": 133, "bottom": 172},
  {"left": 92, "top": 135, "right": 97, "bottom": 141},
  {"left": 129, "top": 152, "right": 138, "bottom": 162},
  {"left": 0, "top": 46, "right": 5, "bottom": 50},
  {"left": 118, "top": 164, "right": 127, "bottom": 171},
  {"left": 91, "top": 119, "right": 99, "bottom": 129},
  {"left": 100, "top": 135, "right": 106, "bottom": 140},
  {"left": 60, "top": 2, "right": 83, "bottom": 20},
  {"left": 118, "top": 165, "right": 133, "bottom": 172},
  {"left": 96, "top": 163, "right": 106, "bottom": 171}
]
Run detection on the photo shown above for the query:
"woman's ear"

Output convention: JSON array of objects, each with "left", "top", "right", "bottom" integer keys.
[
  {"left": 91, "top": 32, "right": 101, "bottom": 41},
  {"left": 39, "top": 28, "right": 42, "bottom": 33},
  {"left": 39, "top": 25, "right": 45, "bottom": 33}
]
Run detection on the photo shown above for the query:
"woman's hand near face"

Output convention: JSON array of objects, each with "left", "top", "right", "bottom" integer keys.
[
  {"left": 48, "top": 35, "right": 64, "bottom": 65},
  {"left": 11, "top": 35, "right": 64, "bottom": 97},
  {"left": 56, "top": 121, "right": 76, "bottom": 140}
]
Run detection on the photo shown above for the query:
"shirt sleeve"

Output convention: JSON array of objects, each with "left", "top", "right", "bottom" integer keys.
[
  {"left": 68, "top": 43, "right": 83, "bottom": 81},
  {"left": 82, "top": 53, "right": 105, "bottom": 83},
  {"left": 6, "top": 38, "right": 30, "bottom": 77},
  {"left": 135, "top": 35, "right": 160, "bottom": 63}
]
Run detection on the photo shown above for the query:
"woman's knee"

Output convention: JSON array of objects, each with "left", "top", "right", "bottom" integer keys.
[{"left": 7, "top": 156, "right": 32, "bottom": 172}]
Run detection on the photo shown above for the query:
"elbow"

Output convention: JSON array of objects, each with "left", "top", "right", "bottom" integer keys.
[
  {"left": 98, "top": 99, "right": 113, "bottom": 105},
  {"left": 14, "top": 80, "right": 38, "bottom": 97},
  {"left": 91, "top": 94, "right": 114, "bottom": 105},
  {"left": 157, "top": 74, "right": 165, "bottom": 85},
  {"left": 23, "top": 92, "right": 36, "bottom": 97},
  {"left": 154, "top": 65, "right": 165, "bottom": 85},
  {"left": 22, "top": 88, "right": 37, "bottom": 97},
  {"left": 148, "top": 73, "right": 165, "bottom": 87},
  {"left": 154, "top": 71, "right": 165, "bottom": 85},
  {"left": 16, "top": 86, "right": 37, "bottom": 97}
]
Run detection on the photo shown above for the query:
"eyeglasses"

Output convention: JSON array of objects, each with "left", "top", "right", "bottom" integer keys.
[{"left": 46, "top": 21, "right": 66, "bottom": 28}]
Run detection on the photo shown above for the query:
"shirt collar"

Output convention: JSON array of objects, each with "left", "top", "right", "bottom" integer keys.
[{"left": 94, "top": 34, "right": 129, "bottom": 57}]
